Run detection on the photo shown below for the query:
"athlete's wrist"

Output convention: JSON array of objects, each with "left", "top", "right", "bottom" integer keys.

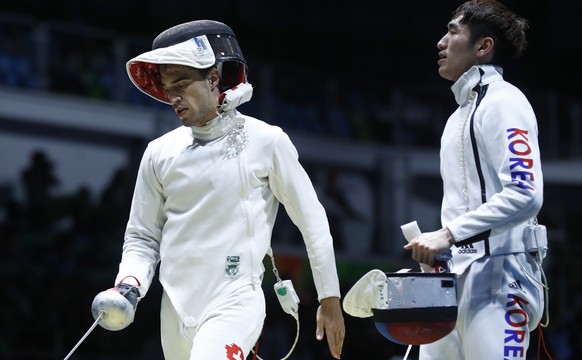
[{"left": 442, "top": 227, "right": 455, "bottom": 246}]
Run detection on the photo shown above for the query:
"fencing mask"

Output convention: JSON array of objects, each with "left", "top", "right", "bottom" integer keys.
[{"left": 343, "top": 269, "right": 458, "bottom": 345}]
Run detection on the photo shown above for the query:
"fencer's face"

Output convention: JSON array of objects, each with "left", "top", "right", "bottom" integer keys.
[
  {"left": 436, "top": 15, "right": 480, "bottom": 82},
  {"left": 160, "top": 64, "right": 218, "bottom": 127}
]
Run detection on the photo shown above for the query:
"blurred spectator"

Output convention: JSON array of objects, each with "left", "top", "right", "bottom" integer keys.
[
  {"left": 20, "top": 150, "right": 60, "bottom": 229},
  {"left": 330, "top": 170, "right": 375, "bottom": 255},
  {"left": 309, "top": 166, "right": 374, "bottom": 255},
  {"left": 97, "top": 166, "right": 132, "bottom": 238}
]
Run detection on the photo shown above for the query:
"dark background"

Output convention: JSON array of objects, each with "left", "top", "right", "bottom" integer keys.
[{"left": 2, "top": 0, "right": 581, "bottom": 97}]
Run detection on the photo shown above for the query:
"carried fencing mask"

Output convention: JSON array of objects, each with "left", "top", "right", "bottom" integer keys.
[{"left": 343, "top": 269, "right": 458, "bottom": 346}]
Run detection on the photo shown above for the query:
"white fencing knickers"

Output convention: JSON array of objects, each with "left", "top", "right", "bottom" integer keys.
[
  {"left": 160, "top": 284, "right": 266, "bottom": 360},
  {"left": 419, "top": 252, "right": 545, "bottom": 360}
]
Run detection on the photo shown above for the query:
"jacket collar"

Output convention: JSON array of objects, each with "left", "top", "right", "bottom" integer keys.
[
  {"left": 190, "top": 111, "right": 237, "bottom": 142},
  {"left": 451, "top": 64, "right": 503, "bottom": 106}
]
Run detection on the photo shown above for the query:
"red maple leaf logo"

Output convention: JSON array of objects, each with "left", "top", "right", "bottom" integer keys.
[{"left": 225, "top": 343, "right": 244, "bottom": 360}]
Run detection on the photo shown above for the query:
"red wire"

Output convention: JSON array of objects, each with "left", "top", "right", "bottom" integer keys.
[
  {"left": 537, "top": 325, "right": 553, "bottom": 360},
  {"left": 252, "top": 341, "right": 259, "bottom": 360}
]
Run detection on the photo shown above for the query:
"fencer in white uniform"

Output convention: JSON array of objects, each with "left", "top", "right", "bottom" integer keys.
[
  {"left": 416, "top": 63, "right": 546, "bottom": 360},
  {"left": 404, "top": 1, "right": 548, "bottom": 359},
  {"left": 94, "top": 19, "right": 345, "bottom": 360}
]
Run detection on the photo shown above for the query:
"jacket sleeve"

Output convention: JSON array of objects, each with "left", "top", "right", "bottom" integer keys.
[
  {"left": 114, "top": 145, "right": 163, "bottom": 298},
  {"left": 447, "top": 89, "right": 543, "bottom": 242},
  {"left": 268, "top": 132, "right": 341, "bottom": 301}
]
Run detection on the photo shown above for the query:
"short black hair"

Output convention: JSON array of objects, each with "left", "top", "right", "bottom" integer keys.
[{"left": 454, "top": 0, "right": 529, "bottom": 64}]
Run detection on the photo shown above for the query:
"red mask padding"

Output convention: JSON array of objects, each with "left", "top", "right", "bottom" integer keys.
[{"left": 128, "top": 62, "right": 170, "bottom": 103}]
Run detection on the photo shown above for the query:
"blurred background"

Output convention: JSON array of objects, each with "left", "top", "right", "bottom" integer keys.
[{"left": 0, "top": 0, "right": 579, "bottom": 359}]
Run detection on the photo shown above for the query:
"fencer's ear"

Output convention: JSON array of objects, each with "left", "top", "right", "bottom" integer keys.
[
  {"left": 476, "top": 37, "right": 494, "bottom": 60},
  {"left": 208, "top": 68, "right": 220, "bottom": 90}
]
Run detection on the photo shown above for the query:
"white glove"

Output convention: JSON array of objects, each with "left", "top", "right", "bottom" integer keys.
[{"left": 91, "top": 283, "right": 140, "bottom": 331}]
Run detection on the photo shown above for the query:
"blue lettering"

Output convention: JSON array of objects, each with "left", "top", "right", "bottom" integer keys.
[
  {"left": 507, "top": 128, "right": 529, "bottom": 141},
  {"left": 508, "top": 139, "right": 531, "bottom": 156},
  {"left": 504, "top": 346, "right": 525, "bottom": 357},
  {"left": 509, "top": 157, "right": 533, "bottom": 170},
  {"left": 506, "top": 293, "right": 529, "bottom": 308},
  {"left": 503, "top": 293, "right": 529, "bottom": 358},
  {"left": 511, "top": 171, "right": 535, "bottom": 182},
  {"left": 504, "top": 329, "right": 526, "bottom": 343},
  {"left": 507, "top": 129, "right": 535, "bottom": 191},
  {"left": 512, "top": 180, "right": 534, "bottom": 190},
  {"left": 505, "top": 308, "right": 528, "bottom": 327}
]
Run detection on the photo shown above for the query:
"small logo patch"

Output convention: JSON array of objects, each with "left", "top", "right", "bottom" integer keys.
[
  {"left": 508, "top": 279, "right": 525, "bottom": 293},
  {"left": 193, "top": 36, "right": 208, "bottom": 54},
  {"left": 225, "top": 256, "right": 240, "bottom": 278},
  {"left": 225, "top": 343, "right": 244, "bottom": 360},
  {"left": 457, "top": 244, "right": 478, "bottom": 254}
]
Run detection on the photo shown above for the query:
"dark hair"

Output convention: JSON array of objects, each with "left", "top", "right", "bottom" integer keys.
[{"left": 453, "top": 0, "right": 528, "bottom": 64}]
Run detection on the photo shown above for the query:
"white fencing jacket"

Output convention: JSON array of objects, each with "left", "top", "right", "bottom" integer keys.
[
  {"left": 115, "top": 111, "right": 341, "bottom": 325},
  {"left": 441, "top": 65, "right": 544, "bottom": 275}
]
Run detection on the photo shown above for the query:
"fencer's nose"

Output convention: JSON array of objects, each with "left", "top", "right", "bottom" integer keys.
[{"left": 167, "top": 93, "right": 182, "bottom": 107}]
